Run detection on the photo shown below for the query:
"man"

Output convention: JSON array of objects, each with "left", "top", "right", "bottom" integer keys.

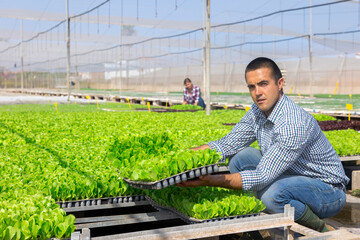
[
  {"left": 178, "top": 57, "right": 349, "bottom": 232},
  {"left": 182, "top": 78, "right": 206, "bottom": 109}
]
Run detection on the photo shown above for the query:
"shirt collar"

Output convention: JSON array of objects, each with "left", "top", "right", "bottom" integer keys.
[
  {"left": 267, "top": 94, "right": 287, "bottom": 123},
  {"left": 252, "top": 94, "right": 287, "bottom": 124}
]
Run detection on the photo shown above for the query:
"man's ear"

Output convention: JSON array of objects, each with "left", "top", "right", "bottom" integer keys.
[{"left": 277, "top": 77, "right": 284, "bottom": 91}]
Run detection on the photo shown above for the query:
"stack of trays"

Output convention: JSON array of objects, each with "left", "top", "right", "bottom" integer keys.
[{"left": 119, "top": 163, "right": 220, "bottom": 189}]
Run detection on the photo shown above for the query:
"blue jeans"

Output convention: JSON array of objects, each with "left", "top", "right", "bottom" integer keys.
[
  {"left": 197, "top": 97, "right": 206, "bottom": 109},
  {"left": 229, "top": 147, "right": 346, "bottom": 220}
]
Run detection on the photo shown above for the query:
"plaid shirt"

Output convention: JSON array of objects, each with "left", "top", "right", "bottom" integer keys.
[
  {"left": 183, "top": 85, "right": 201, "bottom": 104},
  {"left": 208, "top": 94, "right": 349, "bottom": 191}
]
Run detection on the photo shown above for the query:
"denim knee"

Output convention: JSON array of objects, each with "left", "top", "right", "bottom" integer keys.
[{"left": 228, "top": 147, "right": 262, "bottom": 173}]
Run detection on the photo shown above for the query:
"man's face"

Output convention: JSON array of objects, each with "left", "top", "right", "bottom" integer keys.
[
  {"left": 185, "top": 82, "right": 193, "bottom": 90},
  {"left": 245, "top": 67, "right": 283, "bottom": 117}
]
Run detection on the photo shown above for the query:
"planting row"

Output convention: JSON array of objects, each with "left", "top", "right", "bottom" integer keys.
[{"left": 0, "top": 103, "right": 359, "bottom": 239}]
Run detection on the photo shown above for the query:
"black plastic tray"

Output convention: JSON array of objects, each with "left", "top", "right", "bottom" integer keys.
[
  {"left": 146, "top": 196, "right": 260, "bottom": 224},
  {"left": 118, "top": 163, "right": 220, "bottom": 190},
  {"left": 56, "top": 195, "right": 146, "bottom": 208}
]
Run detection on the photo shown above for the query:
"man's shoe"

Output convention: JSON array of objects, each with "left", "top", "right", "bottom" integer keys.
[
  {"left": 296, "top": 205, "right": 334, "bottom": 233},
  {"left": 323, "top": 223, "right": 335, "bottom": 232}
]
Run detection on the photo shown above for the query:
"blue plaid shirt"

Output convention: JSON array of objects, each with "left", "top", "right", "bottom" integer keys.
[{"left": 208, "top": 94, "right": 349, "bottom": 191}]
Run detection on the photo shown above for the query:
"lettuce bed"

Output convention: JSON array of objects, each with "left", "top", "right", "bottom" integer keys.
[{"left": 0, "top": 103, "right": 358, "bottom": 239}]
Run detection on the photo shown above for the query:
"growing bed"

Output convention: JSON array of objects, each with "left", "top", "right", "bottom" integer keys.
[{"left": 0, "top": 103, "right": 358, "bottom": 239}]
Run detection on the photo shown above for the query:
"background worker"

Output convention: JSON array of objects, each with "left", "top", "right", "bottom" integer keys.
[
  {"left": 182, "top": 78, "right": 206, "bottom": 109},
  {"left": 177, "top": 57, "right": 349, "bottom": 233}
]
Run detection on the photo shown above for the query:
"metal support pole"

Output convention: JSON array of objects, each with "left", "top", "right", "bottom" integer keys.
[
  {"left": 119, "top": 0, "right": 124, "bottom": 97},
  {"left": 308, "top": 0, "right": 313, "bottom": 98},
  {"left": 20, "top": 19, "right": 24, "bottom": 91},
  {"left": 47, "top": 54, "right": 50, "bottom": 89},
  {"left": 66, "top": 0, "right": 71, "bottom": 102},
  {"left": 295, "top": 58, "right": 301, "bottom": 94},
  {"left": 204, "top": 0, "right": 211, "bottom": 115},
  {"left": 202, "top": 0, "right": 206, "bottom": 108},
  {"left": 336, "top": 53, "right": 347, "bottom": 95}
]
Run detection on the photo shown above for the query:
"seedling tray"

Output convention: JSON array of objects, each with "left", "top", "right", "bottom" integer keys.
[
  {"left": 56, "top": 195, "right": 146, "bottom": 208},
  {"left": 118, "top": 163, "right": 220, "bottom": 190},
  {"left": 146, "top": 196, "right": 260, "bottom": 224}
]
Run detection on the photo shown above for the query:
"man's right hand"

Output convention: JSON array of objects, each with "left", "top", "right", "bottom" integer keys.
[
  {"left": 176, "top": 173, "right": 243, "bottom": 190},
  {"left": 190, "top": 144, "right": 211, "bottom": 151}
]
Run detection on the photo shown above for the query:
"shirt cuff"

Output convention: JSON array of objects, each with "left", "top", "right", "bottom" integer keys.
[
  {"left": 239, "top": 171, "right": 252, "bottom": 190},
  {"left": 208, "top": 141, "right": 226, "bottom": 163}
]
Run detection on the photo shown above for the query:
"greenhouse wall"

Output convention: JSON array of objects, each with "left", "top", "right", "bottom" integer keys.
[{"left": 1, "top": 56, "right": 359, "bottom": 95}]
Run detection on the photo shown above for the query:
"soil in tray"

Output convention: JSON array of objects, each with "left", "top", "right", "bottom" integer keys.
[
  {"left": 318, "top": 120, "right": 360, "bottom": 131},
  {"left": 135, "top": 108, "right": 201, "bottom": 113},
  {"left": 222, "top": 123, "right": 237, "bottom": 126}
]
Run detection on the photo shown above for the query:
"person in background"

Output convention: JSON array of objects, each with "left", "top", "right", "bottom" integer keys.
[
  {"left": 178, "top": 57, "right": 349, "bottom": 233},
  {"left": 182, "top": 78, "right": 206, "bottom": 109}
]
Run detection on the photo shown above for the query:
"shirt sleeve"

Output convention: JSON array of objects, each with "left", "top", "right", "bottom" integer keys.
[
  {"left": 207, "top": 112, "right": 256, "bottom": 162},
  {"left": 183, "top": 88, "right": 187, "bottom": 102},
  {"left": 240, "top": 122, "right": 312, "bottom": 191},
  {"left": 194, "top": 86, "right": 200, "bottom": 103}
]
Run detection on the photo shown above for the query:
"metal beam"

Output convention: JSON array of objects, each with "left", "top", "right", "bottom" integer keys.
[{"left": 75, "top": 211, "right": 179, "bottom": 229}]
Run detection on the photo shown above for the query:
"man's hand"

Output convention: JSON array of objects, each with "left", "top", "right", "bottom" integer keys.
[
  {"left": 176, "top": 175, "right": 211, "bottom": 188},
  {"left": 190, "top": 144, "right": 211, "bottom": 151},
  {"left": 176, "top": 173, "right": 243, "bottom": 190}
]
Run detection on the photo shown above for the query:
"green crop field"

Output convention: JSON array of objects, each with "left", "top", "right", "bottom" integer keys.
[{"left": 0, "top": 103, "right": 358, "bottom": 239}]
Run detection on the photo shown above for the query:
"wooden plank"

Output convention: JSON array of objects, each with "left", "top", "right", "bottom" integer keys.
[
  {"left": 80, "top": 228, "right": 90, "bottom": 240},
  {"left": 298, "top": 229, "right": 360, "bottom": 240},
  {"left": 92, "top": 210, "right": 295, "bottom": 240},
  {"left": 340, "top": 156, "right": 360, "bottom": 162},
  {"left": 290, "top": 223, "right": 321, "bottom": 238}
]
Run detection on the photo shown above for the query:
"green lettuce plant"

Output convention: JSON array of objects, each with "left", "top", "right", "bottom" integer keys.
[
  {"left": 108, "top": 132, "right": 222, "bottom": 181},
  {"left": 145, "top": 186, "right": 266, "bottom": 220}
]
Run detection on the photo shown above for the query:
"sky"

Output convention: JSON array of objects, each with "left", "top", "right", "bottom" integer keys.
[
  {"left": 0, "top": 0, "right": 359, "bottom": 70},
  {"left": 1, "top": 0, "right": 359, "bottom": 37}
]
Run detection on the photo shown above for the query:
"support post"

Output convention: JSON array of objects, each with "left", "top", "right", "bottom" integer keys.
[
  {"left": 204, "top": 0, "right": 211, "bottom": 115},
  {"left": 20, "top": 19, "right": 24, "bottom": 91},
  {"left": 66, "top": 0, "right": 71, "bottom": 102},
  {"left": 119, "top": 0, "right": 124, "bottom": 97},
  {"left": 308, "top": 0, "right": 313, "bottom": 98}
]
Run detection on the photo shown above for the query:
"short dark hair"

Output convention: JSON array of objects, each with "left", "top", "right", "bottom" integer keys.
[
  {"left": 245, "top": 57, "right": 282, "bottom": 84},
  {"left": 184, "top": 78, "right": 192, "bottom": 85}
]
